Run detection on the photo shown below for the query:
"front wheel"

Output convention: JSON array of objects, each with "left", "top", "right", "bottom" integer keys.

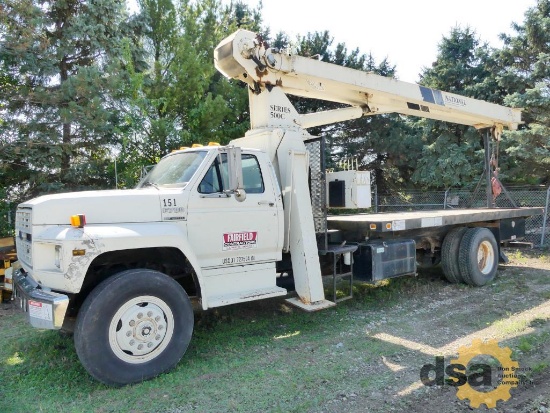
[{"left": 74, "top": 269, "right": 194, "bottom": 386}]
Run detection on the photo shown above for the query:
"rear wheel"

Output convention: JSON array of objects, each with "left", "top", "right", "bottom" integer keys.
[
  {"left": 74, "top": 269, "right": 194, "bottom": 386},
  {"left": 458, "top": 228, "right": 498, "bottom": 286},
  {"left": 441, "top": 227, "right": 467, "bottom": 283}
]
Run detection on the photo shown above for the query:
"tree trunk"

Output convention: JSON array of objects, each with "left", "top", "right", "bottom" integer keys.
[{"left": 60, "top": 56, "right": 71, "bottom": 178}]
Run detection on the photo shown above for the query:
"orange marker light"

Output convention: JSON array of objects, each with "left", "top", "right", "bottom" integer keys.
[
  {"left": 386, "top": 223, "right": 392, "bottom": 230},
  {"left": 70, "top": 214, "right": 86, "bottom": 228},
  {"left": 369, "top": 224, "right": 377, "bottom": 230}
]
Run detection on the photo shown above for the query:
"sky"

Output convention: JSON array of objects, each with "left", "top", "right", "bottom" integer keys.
[{"left": 242, "top": 0, "right": 537, "bottom": 83}]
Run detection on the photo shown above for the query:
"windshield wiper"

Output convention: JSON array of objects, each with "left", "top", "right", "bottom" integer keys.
[{"left": 141, "top": 182, "right": 160, "bottom": 190}]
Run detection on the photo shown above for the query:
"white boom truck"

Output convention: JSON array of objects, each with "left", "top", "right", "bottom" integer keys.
[{"left": 12, "top": 29, "right": 541, "bottom": 385}]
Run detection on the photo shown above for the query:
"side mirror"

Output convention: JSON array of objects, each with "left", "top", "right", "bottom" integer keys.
[{"left": 224, "top": 146, "right": 246, "bottom": 202}]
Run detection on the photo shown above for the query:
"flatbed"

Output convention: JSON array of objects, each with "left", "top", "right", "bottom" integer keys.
[{"left": 328, "top": 207, "right": 543, "bottom": 233}]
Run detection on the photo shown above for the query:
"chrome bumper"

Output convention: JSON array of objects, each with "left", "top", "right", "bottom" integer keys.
[{"left": 13, "top": 268, "right": 69, "bottom": 329}]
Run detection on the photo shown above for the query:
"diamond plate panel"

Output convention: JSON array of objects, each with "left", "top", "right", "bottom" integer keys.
[{"left": 305, "top": 138, "right": 327, "bottom": 234}]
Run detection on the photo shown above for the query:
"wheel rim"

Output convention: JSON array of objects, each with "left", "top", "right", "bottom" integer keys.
[
  {"left": 477, "top": 240, "right": 495, "bottom": 275},
  {"left": 108, "top": 296, "right": 174, "bottom": 364}
]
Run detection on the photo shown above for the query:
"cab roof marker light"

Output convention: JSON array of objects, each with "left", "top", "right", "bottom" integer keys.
[
  {"left": 70, "top": 214, "right": 86, "bottom": 228},
  {"left": 208, "top": 142, "right": 220, "bottom": 146},
  {"left": 192, "top": 143, "right": 203, "bottom": 148},
  {"left": 179, "top": 146, "right": 190, "bottom": 150}
]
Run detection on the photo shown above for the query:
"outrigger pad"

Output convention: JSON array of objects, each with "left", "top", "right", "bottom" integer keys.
[{"left": 285, "top": 297, "right": 336, "bottom": 312}]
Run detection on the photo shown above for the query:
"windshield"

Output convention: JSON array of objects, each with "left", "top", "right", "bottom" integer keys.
[{"left": 137, "top": 151, "right": 208, "bottom": 188}]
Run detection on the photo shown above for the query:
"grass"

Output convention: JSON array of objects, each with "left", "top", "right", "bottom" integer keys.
[
  {"left": 515, "top": 328, "right": 550, "bottom": 355},
  {"left": 493, "top": 317, "right": 531, "bottom": 335},
  {"left": 506, "top": 249, "right": 529, "bottom": 264},
  {"left": 1, "top": 250, "right": 549, "bottom": 413},
  {"left": 0, "top": 278, "right": 411, "bottom": 413},
  {"left": 532, "top": 362, "right": 549, "bottom": 375}
]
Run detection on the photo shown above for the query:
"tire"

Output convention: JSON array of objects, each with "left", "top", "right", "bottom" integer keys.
[
  {"left": 74, "top": 269, "right": 194, "bottom": 386},
  {"left": 441, "top": 227, "right": 468, "bottom": 283},
  {"left": 458, "top": 228, "right": 498, "bottom": 286}
]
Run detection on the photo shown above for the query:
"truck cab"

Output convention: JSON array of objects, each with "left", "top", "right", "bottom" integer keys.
[{"left": 15, "top": 144, "right": 288, "bottom": 319}]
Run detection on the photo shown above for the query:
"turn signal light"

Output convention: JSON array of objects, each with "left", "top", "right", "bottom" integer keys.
[{"left": 70, "top": 214, "right": 86, "bottom": 228}]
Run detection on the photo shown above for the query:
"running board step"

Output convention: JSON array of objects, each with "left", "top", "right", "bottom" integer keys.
[{"left": 208, "top": 286, "right": 287, "bottom": 308}]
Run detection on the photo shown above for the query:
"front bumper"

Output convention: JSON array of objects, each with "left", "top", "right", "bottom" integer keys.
[{"left": 13, "top": 268, "right": 69, "bottom": 329}]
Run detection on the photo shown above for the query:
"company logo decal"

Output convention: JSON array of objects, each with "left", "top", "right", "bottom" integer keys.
[
  {"left": 419, "top": 85, "right": 467, "bottom": 108},
  {"left": 223, "top": 231, "right": 258, "bottom": 251},
  {"left": 443, "top": 94, "right": 467, "bottom": 107}
]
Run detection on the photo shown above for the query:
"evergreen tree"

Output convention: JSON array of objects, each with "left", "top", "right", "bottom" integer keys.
[
  {"left": 413, "top": 27, "right": 501, "bottom": 189},
  {"left": 0, "top": 0, "right": 136, "bottom": 198},
  {"left": 498, "top": 0, "right": 550, "bottom": 184}
]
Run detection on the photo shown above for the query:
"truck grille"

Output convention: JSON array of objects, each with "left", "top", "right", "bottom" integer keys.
[{"left": 16, "top": 208, "right": 33, "bottom": 267}]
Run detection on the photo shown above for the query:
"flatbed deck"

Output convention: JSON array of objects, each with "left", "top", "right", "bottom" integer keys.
[{"left": 327, "top": 207, "right": 543, "bottom": 233}]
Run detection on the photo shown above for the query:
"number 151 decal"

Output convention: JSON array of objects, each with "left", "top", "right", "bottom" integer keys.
[{"left": 161, "top": 198, "right": 186, "bottom": 221}]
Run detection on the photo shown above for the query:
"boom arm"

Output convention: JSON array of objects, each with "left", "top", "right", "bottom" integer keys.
[{"left": 215, "top": 30, "right": 521, "bottom": 131}]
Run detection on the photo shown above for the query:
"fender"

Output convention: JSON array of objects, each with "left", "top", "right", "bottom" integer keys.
[{"left": 30, "top": 222, "right": 205, "bottom": 303}]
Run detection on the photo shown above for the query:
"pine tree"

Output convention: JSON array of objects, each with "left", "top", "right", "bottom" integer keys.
[
  {"left": 498, "top": 0, "right": 550, "bottom": 184},
  {"left": 0, "top": 0, "right": 137, "bottom": 198},
  {"left": 412, "top": 27, "right": 501, "bottom": 189}
]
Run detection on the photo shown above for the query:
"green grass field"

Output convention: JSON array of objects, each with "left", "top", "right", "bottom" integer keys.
[{"left": 1, "top": 249, "right": 549, "bottom": 413}]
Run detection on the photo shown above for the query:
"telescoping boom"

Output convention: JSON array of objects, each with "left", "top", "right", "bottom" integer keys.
[{"left": 215, "top": 30, "right": 521, "bottom": 131}]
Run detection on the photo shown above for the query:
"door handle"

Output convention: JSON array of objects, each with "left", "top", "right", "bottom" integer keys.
[{"left": 258, "top": 200, "right": 275, "bottom": 207}]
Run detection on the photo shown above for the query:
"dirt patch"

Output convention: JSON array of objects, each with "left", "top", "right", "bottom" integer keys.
[
  {"left": 290, "top": 248, "right": 550, "bottom": 413},
  {"left": 399, "top": 368, "right": 550, "bottom": 413},
  {"left": 0, "top": 300, "right": 18, "bottom": 316}
]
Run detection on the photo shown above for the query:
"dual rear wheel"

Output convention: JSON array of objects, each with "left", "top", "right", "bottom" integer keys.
[{"left": 441, "top": 227, "right": 498, "bottom": 286}]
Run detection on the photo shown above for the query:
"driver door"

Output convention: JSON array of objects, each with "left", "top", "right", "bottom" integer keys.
[{"left": 187, "top": 151, "right": 282, "bottom": 270}]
